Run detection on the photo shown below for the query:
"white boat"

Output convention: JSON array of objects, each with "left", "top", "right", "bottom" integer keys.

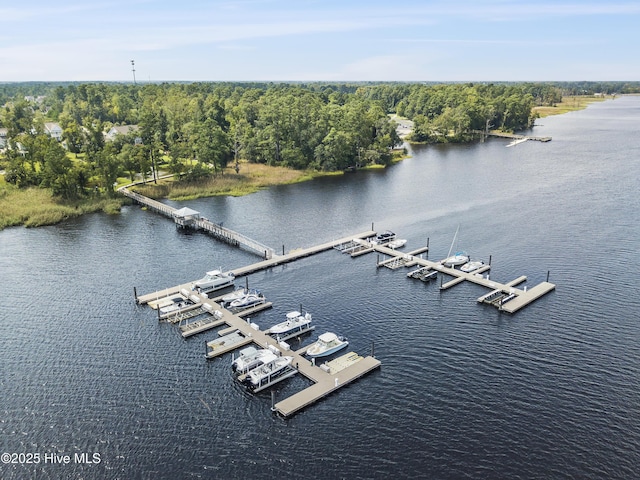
[
  {"left": 193, "top": 269, "right": 235, "bottom": 292},
  {"left": 387, "top": 238, "right": 407, "bottom": 249},
  {"left": 267, "top": 311, "right": 313, "bottom": 339},
  {"left": 159, "top": 296, "right": 192, "bottom": 315},
  {"left": 460, "top": 260, "right": 485, "bottom": 273},
  {"left": 443, "top": 251, "right": 470, "bottom": 267},
  {"left": 306, "top": 332, "right": 349, "bottom": 358},
  {"left": 229, "top": 289, "right": 265, "bottom": 309},
  {"left": 231, "top": 346, "right": 278, "bottom": 374},
  {"left": 241, "top": 355, "right": 295, "bottom": 391},
  {"left": 219, "top": 286, "right": 248, "bottom": 306},
  {"left": 442, "top": 226, "right": 469, "bottom": 267},
  {"left": 372, "top": 230, "right": 396, "bottom": 245}
]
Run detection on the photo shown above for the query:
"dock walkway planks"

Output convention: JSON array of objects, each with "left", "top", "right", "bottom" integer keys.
[
  {"left": 273, "top": 356, "right": 381, "bottom": 417},
  {"left": 360, "top": 240, "right": 554, "bottom": 313}
]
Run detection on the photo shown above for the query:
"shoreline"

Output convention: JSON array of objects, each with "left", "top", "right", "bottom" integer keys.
[{"left": 0, "top": 96, "right": 611, "bottom": 230}]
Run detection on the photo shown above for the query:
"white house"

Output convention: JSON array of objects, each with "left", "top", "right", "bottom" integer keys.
[
  {"left": 44, "top": 122, "right": 63, "bottom": 141},
  {"left": 105, "top": 125, "right": 141, "bottom": 144}
]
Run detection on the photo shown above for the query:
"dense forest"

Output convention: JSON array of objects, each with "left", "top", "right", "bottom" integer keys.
[{"left": 1, "top": 81, "right": 637, "bottom": 201}]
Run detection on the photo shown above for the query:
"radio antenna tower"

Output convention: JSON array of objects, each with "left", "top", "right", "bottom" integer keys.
[{"left": 131, "top": 60, "right": 137, "bottom": 85}]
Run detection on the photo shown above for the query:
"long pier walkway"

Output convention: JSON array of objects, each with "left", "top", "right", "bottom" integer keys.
[
  {"left": 118, "top": 183, "right": 276, "bottom": 259},
  {"left": 135, "top": 230, "right": 376, "bottom": 306},
  {"left": 471, "top": 129, "right": 552, "bottom": 143}
]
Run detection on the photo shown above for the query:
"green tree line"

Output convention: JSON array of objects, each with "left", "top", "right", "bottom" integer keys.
[{"left": 1, "top": 81, "right": 636, "bottom": 200}]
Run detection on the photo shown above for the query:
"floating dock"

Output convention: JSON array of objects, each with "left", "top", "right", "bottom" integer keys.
[
  {"left": 136, "top": 226, "right": 554, "bottom": 417},
  {"left": 366, "top": 241, "right": 554, "bottom": 313}
]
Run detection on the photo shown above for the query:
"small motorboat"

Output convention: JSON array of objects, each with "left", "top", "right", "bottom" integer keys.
[
  {"left": 219, "top": 286, "right": 248, "bottom": 306},
  {"left": 159, "top": 296, "right": 192, "bottom": 315},
  {"left": 372, "top": 230, "right": 396, "bottom": 245},
  {"left": 306, "top": 332, "right": 349, "bottom": 358},
  {"left": 387, "top": 238, "right": 407, "bottom": 249},
  {"left": 460, "top": 260, "right": 484, "bottom": 273},
  {"left": 267, "top": 311, "right": 313, "bottom": 339},
  {"left": 241, "top": 356, "right": 295, "bottom": 392},
  {"left": 232, "top": 346, "right": 278, "bottom": 374},
  {"left": 193, "top": 269, "right": 235, "bottom": 292},
  {"left": 229, "top": 289, "right": 265, "bottom": 309}
]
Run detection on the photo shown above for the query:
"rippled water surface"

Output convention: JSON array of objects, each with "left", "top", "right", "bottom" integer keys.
[{"left": 2, "top": 96, "right": 640, "bottom": 479}]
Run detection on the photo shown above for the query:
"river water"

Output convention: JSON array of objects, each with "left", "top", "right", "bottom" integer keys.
[{"left": 1, "top": 96, "right": 640, "bottom": 479}]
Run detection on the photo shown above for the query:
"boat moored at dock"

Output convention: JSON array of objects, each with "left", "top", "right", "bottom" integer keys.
[
  {"left": 241, "top": 356, "right": 296, "bottom": 392},
  {"left": 442, "top": 251, "right": 470, "bottom": 267},
  {"left": 193, "top": 269, "right": 235, "bottom": 293},
  {"left": 460, "top": 260, "right": 485, "bottom": 273},
  {"left": 387, "top": 238, "right": 407, "bottom": 249},
  {"left": 306, "top": 332, "right": 349, "bottom": 358},
  {"left": 371, "top": 230, "right": 396, "bottom": 245},
  {"left": 267, "top": 310, "right": 314, "bottom": 340},
  {"left": 232, "top": 346, "right": 279, "bottom": 374},
  {"left": 228, "top": 289, "right": 266, "bottom": 309}
]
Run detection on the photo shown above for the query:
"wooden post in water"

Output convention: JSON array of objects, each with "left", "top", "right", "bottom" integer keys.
[
  {"left": 371, "top": 341, "right": 375, "bottom": 358},
  {"left": 282, "top": 245, "right": 285, "bottom": 255},
  {"left": 547, "top": 270, "right": 550, "bottom": 282},
  {"left": 134, "top": 286, "right": 138, "bottom": 302},
  {"left": 245, "top": 276, "right": 249, "bottom": 290},
  {"left": 271, "top": 390, "right": 276, "bottom": 411},
  {"left": 489, "top": 255, "right": 492, "bottom": 265}
]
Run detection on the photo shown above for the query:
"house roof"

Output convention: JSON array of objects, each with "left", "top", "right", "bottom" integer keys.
[
  {"left": 44, "top": 122, "right": 62, "bottom": 132},
  {"left": 108, "top": 125, "right": 139, "bottom": 136}
]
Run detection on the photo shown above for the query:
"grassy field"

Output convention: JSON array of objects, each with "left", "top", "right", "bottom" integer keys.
[{"left": 533, "top": 95, "right": 610, "bottom": 118}]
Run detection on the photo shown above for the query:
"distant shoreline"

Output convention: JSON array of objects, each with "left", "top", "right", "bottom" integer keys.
[{"left": 0, "top": 96, "right": 611, "bottom": 230}]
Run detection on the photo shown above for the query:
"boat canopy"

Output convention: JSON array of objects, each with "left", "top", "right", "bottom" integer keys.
[
  {"left": 286, "top": 311, "right": 301, "bottom": 319},
  {"left": 205, "top": 270, "right": 222, "bottom": 276},
  {"left": 319, "top": 332, "right": 338, "bottom": 343}
]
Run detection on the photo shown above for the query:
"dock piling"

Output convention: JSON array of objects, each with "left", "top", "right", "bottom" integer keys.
[
  {"left": 489, "top": 255, "right": 492, "bottom": 265},
  {"left": 546, "top": 270, "right": 550, "bottom": 282}
]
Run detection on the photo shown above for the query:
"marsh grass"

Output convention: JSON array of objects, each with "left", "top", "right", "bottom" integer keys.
[
  {"left": 0, "top": 185, "right": 125, "bottom": 229},
  {"left": 133, "top": 163, "right": 339, "bottom": 201},
  {"left": 534, "top": 95, "right": 609, "bottom": 118}
]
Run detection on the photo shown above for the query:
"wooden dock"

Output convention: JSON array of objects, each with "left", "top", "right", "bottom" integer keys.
[
  {"left": 119, "top": 184, "right": 276, "bottom": 259},
  {"left": 136, "top": 227, "right": 555, "bottom": 417},
  {"left": 192, "top": 291, "right": 380, "bottom": 415},
  {"left": 135, "top": 230, "right": 376, "bottom": 306},
  {"left": 365, "top": 241, "right": 554, "bottom": 313},
  {"left": 471, "top": 129, "right": 552, "bottom": 143}
]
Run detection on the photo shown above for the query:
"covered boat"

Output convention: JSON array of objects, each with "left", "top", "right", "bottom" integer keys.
[
  {"left": 193, "top": 269, "right": 235, "bottom": 292},
  {"left": 232, "top": 346, "right": 278, "bottom": 374},
  {"left": 306, "top": 332, "right": 349, "bottom": 358},
  {"left": 241, "top": 356, "right": 295, "bottom": 391},
  {"left": 372, "top": 230, "right": 396, "bottom": 245},
  {"left": 267, "top": 311, "right": 313, "bottom": 339}
]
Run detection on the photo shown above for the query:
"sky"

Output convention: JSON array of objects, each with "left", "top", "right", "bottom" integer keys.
[{"left": 1, "top": 0, "right": 639, "bottom": 82}]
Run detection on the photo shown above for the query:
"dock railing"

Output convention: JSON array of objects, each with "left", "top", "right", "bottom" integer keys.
[{"left": 118, "top": 183, "right": 276, "bottom": 259}]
